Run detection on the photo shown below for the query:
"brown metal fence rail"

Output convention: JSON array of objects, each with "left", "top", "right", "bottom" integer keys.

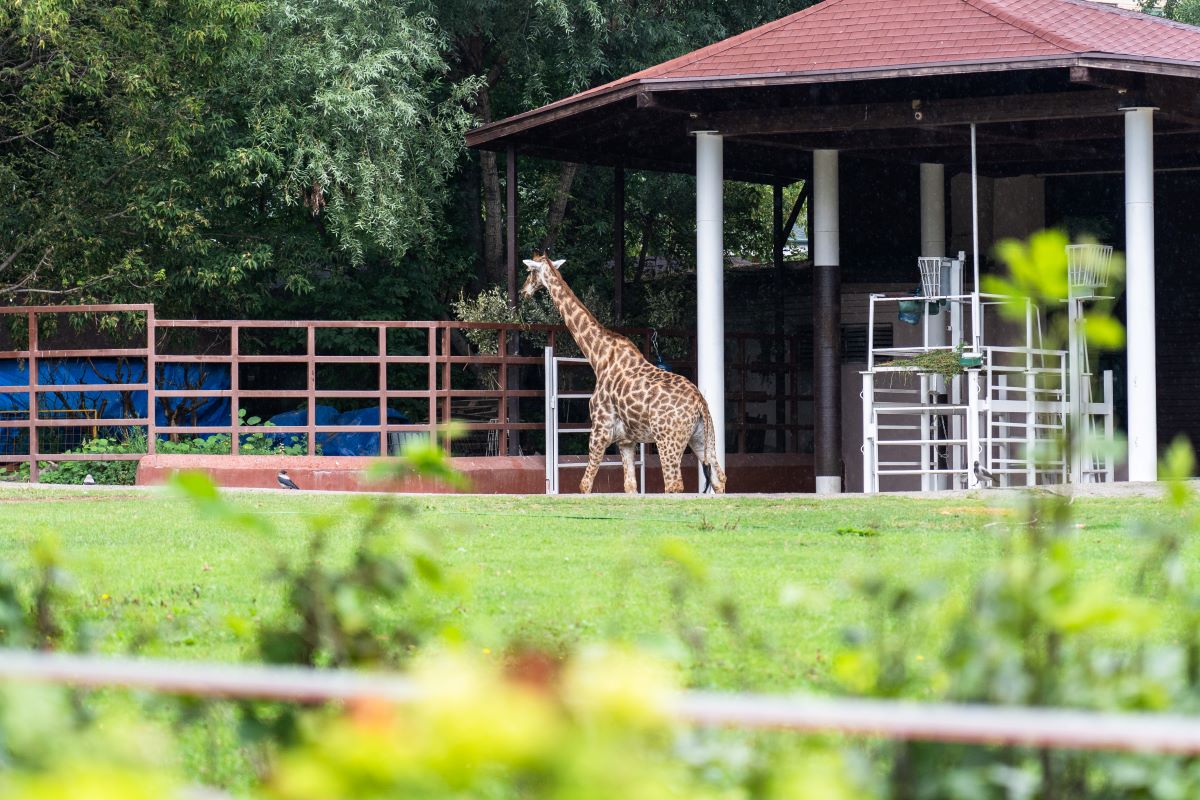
[{"left": 0, "top": 305, "right": 812, "bottom": 482}]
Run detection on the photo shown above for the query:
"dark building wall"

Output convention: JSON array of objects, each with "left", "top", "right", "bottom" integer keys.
[
  {"left": 1047, "top": 171, "right": 1200, "bottom": 450},
  {"left": 840, "top": 159, "right": 923, "bottom": 284}
]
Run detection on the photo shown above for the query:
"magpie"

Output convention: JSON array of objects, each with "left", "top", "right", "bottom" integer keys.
[
  {"left": 973, "top": 461, "right": 995, "bottom": 487},
  {"left": 277, "top": 470, "right": 300, "bottom": 491},
  {"left": 82, "top": 474, "right": 95, "bottom": 486}
]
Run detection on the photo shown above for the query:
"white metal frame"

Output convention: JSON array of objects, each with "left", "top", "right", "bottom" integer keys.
[
  {"left": 544, "top": 346, "right": 645, "bottom": 495},
  {"left": 861, "top": 279, "right": 1115, "bottom": 493}
]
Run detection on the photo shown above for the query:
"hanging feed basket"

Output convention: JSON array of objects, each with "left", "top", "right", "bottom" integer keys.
[
  {"left": 1066, "top": 244, "right": 1113, "bottom": 292},
  {"left": 917, "top": 257, "right": 944, "bottom": 298}
]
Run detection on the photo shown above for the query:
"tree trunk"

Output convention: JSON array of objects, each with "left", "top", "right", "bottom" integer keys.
[
  {"left": 478, "top": 84, "right": 505, "bottom": 287},
  {"left": 540, "top": 162, "right": 579, "bottom": 253},
  {"left": 633, "top": 213, "right": 655, "bottom": 287}
]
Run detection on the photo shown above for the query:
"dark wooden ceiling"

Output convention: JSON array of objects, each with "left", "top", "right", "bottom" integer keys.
[{"left": 467, "top": 61, "right": 1200, "bottom": 182}]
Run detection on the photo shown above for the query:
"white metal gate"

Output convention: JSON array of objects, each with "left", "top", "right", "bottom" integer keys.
[{"left": 543, "top": 346, "right": 645, "bottom": 495}]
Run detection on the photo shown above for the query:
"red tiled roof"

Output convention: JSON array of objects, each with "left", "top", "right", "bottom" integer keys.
[{"left": 587, "top": 0, "right": 1200, "bottom": 90}]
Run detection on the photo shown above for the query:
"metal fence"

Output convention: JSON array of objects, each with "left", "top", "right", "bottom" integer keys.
[
  {"left": 0, "top": 304, "right": 811, "bottom": 482},
  {"left": 2, "top": 649, "right": 1200, "bottom": 754}
]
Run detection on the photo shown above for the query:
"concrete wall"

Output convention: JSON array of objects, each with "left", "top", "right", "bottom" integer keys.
[{"left": 136, "top": 452, "right": 815, "bottom": 494}]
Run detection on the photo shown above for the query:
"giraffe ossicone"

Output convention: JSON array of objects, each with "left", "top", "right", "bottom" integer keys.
[{"left": 524, "top": 253, "right": 726, "bottom": 495}]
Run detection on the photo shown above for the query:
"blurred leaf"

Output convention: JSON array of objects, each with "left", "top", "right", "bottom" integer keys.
[
  {"left": 658, "top": 537, "right": 708, "bottom": 584},
  {"left": 1084, "top": 315, "right": 1125, "bottom": 349}
]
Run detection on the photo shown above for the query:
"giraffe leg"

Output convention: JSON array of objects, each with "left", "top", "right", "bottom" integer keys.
[
  {"left": 580, "top": 420, "right": 612, "bottom": 495},
  {"left": 658, "top": 429, "right": 690, "bottom": 493},
  {"left": 619, "top": 443, "right": 638, "bottom": 494}
]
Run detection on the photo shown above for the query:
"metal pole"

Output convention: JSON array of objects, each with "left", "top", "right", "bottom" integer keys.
[
  {"left": 11, "top": 649, "right": 1200, "bottom": 754},
  {"left": 1123, "top": 106, "right": 1158, "bottom": 481},
  {"left": 544, "top": 346, "right": 556, "bottom": 494},
  {"left": 695, "top": 131, "right": 726, "bottom": 490},
  {"left": 920, "top": 163, "right": 948, "bottom": 488},
  {"left": 861, "top": 372, "right": 875, "bottom": 493},
  {"left": 813, "top": 149, "right": 842, "bottom": 494},
  {"left": 970, "top": 124, "right": 982, "bottom": 355}
]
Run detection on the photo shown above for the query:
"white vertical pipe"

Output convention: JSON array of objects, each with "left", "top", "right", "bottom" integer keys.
[
  {"left": 695, "top": 132, "right": 725, "bottom": 489},
  {"left": 1124, "top": 107, "right": 1157, "bottom": 481},
  {"left": 920, "top": 163, "right": 947, "bottom": 261},
  {"left": 861, "top": 372, "right": 875, "bottom": 494},
  {"left": 813, "top": 149, "right": 841, "bottom": 495},
  {"left": 970, "top": 124, "right": 982, "bottom": 354},
  {"left": 921, "top": 163, "right": 947, "bottom": 490}
]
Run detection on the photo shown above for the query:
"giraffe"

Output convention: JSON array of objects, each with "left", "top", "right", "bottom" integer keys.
[{"left": 522, "top": 253, "right": 726, "bottom": 495}]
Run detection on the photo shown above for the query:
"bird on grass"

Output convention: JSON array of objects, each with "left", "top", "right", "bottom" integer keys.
[
  {"left": 277, "top": 470, "right": 300, "bottom": 491},
  {"left": 973, "top": 461, "right": 995, "bottom": 487},
  {"left": 82, "top": 474, "right": 95, "bottom": 486}
]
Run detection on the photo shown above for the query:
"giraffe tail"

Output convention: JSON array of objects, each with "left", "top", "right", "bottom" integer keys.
[{"left": 700, "top": 404, "right": 717, "bottom": 493}]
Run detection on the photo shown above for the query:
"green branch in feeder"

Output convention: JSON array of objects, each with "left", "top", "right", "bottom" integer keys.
[{"left": 882, "top": 343, "right": 967, "bottom": 381}]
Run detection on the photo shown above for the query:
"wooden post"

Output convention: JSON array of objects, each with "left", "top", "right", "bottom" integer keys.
[
  {"left": 772, "top": 183, "right": 786, "bottom": 453},
  {"left": 229, "top": 324, "right": 239, "bottom": 455},
  {"left": 306, "top": 326, "right": 316, "bottom": 457},
  {"left": 441, "top": 327, "right": 452, "bottom": 452},
  {"left": 498, "top": 328, "right": 509, "bottom": 456},
  {"left": 378, "top": 325, "right": 388, "bottom": 457},
  {"left": 614, "top": 166, "right": 626, "bottom": 324},
  {"left": 505, "top": 147, "right": 521, "bottom": 454},
  {"left": 427, "top": 326, "right": 438, "bottom": 444},
  {"left": 146, "top": 307, "right": 157, "bottom": 455},
  {"left": 27, "top": 312, "right": 38, "bottom": 483}
]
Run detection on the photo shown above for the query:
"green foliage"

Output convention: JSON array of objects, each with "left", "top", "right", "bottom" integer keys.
[
  {"left": 1, "top": 0, "right": 477, "bottom": 320},
  {"left": 1140, "top": 0, "right": 1200, "bottom": 23},
  {"left": 31, "top": 434, "right": 146, "bottom": 485}
]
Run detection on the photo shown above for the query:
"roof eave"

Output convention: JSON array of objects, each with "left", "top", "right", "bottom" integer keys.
[{"left": 466, "top": 52, "right": 1200, "bottom": 152}]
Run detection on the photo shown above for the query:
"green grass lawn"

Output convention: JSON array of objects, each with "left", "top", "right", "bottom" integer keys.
[{"left": 0, "top": 486, "right": 1179, "bottom": 692}]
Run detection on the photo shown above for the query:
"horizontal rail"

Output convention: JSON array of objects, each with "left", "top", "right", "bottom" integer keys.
[
  {"left": 2, "top": 650, "right": 1200, "bottom": 754},
  {"left": 0, "top": 304, "right": 153, "bottom": 314},
  {"left": 0, "top": 418, "right": 149, "bottom": 428}
]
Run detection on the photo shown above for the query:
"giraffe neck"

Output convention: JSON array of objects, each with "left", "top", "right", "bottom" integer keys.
[{"left": 544, "top": 268, "right": 611, "bottom": 364}]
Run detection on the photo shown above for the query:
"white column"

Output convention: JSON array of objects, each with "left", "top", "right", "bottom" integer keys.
[
  {"left": 920, "top": 163, "right": 947, "bottom": 262},
  {"left": 813, "top": 149, "right": 841, "bottom": 494},
  {"left": 695, "top": 132, "right": 725, "bottom": 487},
  {"left": 921, "top": 163, "right": 947, "bottom": 490},
  {"left": 1123, "top": 107, "right": 1157, "bottom": 481}
]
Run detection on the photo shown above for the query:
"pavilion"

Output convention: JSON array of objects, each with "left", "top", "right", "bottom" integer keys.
[{"left": 467, "top": 0, "right": 1200, "bottom": 492}]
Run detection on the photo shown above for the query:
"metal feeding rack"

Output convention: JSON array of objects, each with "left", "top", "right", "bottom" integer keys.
[
  {"left": 861, "top": 248, "right": 1115, "bottom": 492},
  {"left": 1067, "top": 244, "right": 1114, "bottom": 295}
]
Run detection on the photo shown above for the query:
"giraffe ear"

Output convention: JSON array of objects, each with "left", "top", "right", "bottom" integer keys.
[
  {"left": 551, "top": 259, "right": 566, "bottom": 269},
  {"left": 522, "top": 259, "right": 540, "bottom": 269}
]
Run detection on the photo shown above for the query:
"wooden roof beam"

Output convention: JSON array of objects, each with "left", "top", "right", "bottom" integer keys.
[
  {"left": 688, "top": 90, "right": 1127, "bottom": 137},
  {"left": 1071, "top": 66, "right": 1200, "bottom": 128}
]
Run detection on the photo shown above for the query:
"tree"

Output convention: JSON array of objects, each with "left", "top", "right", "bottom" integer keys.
[
  {"left": 1, "top": 0, "right": 479, "bottom": 319},
  {"left": 434, "top": 0, "right": 817, "bottom": 291},
  {"left": 1139, "top": 0, "right": 1200, "bottom": 23}
]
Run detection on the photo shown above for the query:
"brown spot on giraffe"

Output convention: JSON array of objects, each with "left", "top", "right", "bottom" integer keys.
[{"left": 522, "top": 253, "right": 726, "bottom": 494}]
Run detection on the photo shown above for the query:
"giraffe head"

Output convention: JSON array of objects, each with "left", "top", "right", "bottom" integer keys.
[{"left": 521, "top": 253, "right": 566, "bottom": 299}]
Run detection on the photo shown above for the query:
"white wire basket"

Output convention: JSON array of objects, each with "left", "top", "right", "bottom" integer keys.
[
  {"left": 918, "top": 257, "right": 944, "bottom": 298},
  {"left": 1066, "top": 244, "right": 1113, "bottom": 292}
]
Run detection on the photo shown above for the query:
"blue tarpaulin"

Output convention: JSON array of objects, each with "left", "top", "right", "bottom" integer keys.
[
  {"left": 321, "top": 406, "right": 409, "bottom": 457},
  {"left": 0, "top": 359, "right": 409, "bottom": 456}
]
